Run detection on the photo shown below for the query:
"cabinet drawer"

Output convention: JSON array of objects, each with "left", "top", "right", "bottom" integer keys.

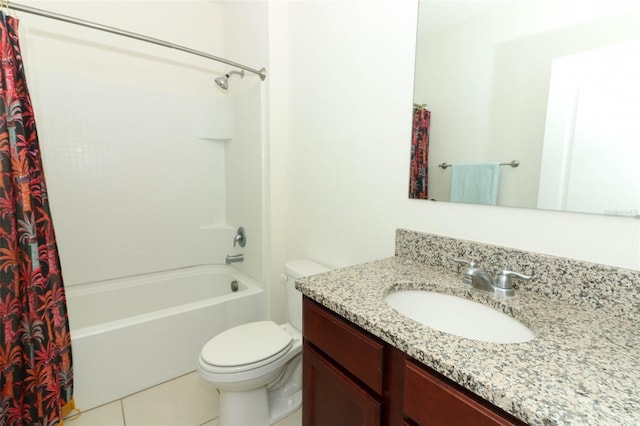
[
  {"left": 403, "top": 360, "right": 521, "bottom": 426},
  {"left": 303, "top": 297, "right": 384, "bottom": 394}
]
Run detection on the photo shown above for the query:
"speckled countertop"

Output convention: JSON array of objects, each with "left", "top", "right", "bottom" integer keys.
[{"left": 296, "top": 236, "right": 640, "bottom": 425}]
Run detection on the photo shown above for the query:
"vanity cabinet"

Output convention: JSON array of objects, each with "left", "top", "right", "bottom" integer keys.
[
  {"left": 302, "top": 297, "right": 525, "bottom": 426},
  {"left": 302, "top": 296, "right": 384, "bottom": 425}
]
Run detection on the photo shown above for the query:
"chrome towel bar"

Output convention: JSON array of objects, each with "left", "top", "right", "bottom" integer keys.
[{"left": 438, "top": 160, "right": 519, "bottom": 169}]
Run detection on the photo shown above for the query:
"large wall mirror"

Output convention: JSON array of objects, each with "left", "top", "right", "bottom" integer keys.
[{"left": 413, "top": 0, "right": 640, "bottom": 217}]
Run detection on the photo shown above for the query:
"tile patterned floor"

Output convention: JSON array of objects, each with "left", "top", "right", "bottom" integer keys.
[{"left": 65, "top": 372, "right": 301, "bottom": 426}]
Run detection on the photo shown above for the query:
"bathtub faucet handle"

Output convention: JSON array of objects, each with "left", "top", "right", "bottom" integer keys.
[{"left": 233, "top": 227, "right": 246, "bottom": 248}]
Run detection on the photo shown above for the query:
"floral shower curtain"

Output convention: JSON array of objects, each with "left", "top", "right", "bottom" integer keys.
[
  {"left": 0, "top": 12, "right": 74, "bottom": 425},
  {"left": 409, "top": 105, "right": 430, "bottom": 199}
]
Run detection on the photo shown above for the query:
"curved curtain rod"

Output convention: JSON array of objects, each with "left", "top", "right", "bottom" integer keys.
[{"left": 6, "top": 2, "right": 267, "bottom": 81}]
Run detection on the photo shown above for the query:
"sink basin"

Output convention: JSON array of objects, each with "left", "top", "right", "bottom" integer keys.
[{"left": 385, "top": 290, "right": 535, "bottom": 344}]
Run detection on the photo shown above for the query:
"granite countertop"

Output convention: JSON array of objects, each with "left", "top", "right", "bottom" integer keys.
[{"left": 296, "top": 256, "right": 640, "bottom": 425}]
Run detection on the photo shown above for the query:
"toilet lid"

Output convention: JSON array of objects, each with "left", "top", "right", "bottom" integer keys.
[{"left": 201, "top": 321, "right": 293, "bottom": 368}]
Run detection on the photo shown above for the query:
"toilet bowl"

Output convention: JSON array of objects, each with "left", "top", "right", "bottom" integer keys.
[{"left": 198, "top": 259, "right": 330, "bottom": 426}]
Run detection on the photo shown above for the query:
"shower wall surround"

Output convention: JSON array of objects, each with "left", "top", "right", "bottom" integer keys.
[
  {"left": 396, "top": 229, "right": 640, "bottom": 318},
  {"left": 19, "top": 1, "right": 265, "bottom": 286},
  {"left": 36, "top": 77, "right": 234, "bottom": 285}
]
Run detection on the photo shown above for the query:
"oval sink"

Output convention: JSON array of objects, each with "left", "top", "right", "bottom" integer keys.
[{"left": 385, "top": 290, "right": 535, "bottom": 344}]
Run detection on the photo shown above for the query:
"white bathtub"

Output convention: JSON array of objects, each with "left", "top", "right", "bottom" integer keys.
[{"left": 65, "top": 265, "right": 265, "bottom": 411}]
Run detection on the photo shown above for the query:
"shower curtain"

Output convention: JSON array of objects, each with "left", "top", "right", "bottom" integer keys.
[
  {"left": 409, "top": 105, "right": 430, "bottom": 199},
  {"left": 0, "top": 13, "right": 74, "bottom": 425}
]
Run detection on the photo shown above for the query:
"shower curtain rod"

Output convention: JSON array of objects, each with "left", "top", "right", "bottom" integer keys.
[{"left": 7, "top": 2, "right": 267, "bottom": 81}]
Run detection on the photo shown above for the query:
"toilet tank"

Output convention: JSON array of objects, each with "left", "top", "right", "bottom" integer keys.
[{"left": 285, "top": 259, "right": 330, "bottom": 331}]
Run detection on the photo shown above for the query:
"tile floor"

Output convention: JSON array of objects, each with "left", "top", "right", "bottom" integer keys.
[{"left": 64, "top": 371, "right": 301, "bottom": 426}]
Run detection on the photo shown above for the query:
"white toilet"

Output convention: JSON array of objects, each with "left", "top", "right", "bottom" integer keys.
[{"left": 198, "top": 259, "right": 330, "bottom": 426}]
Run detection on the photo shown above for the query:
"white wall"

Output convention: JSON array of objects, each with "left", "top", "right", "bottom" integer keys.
[
  {"left": 267, "top": 0, "right": 640, "bottom": 321},
  {"left": 266, "top": 1, "right": 292, "bottom": 321}
]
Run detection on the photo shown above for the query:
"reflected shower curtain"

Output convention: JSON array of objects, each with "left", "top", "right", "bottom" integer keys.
[
  {"left": 0, "top": 13, "right": 74, "bottom": 425},
  {"left": 409, "top": 105, "right": 430, "bottom": 199}
]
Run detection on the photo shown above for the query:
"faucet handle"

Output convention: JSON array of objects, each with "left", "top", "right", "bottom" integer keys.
[
  {"left": 495, "top": 269, "right": 533, "bottom": 296},
  {"left": 453, "top": 258, "right": 478, "bottom": 286},
  {"left": 453, "top": 258, "right": 477, "bottom": 268},
  {"left": 233, "top": 226, "right": 246, "bottom": 247}
]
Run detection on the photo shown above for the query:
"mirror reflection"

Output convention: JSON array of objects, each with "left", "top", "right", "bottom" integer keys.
[{"left": 412, "top": 0, "right": 640, "bottom": 217}]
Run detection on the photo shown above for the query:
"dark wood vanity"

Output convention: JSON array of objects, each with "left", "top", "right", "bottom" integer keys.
[{"left": 302, "top": 297, "right": 525, "bottom": 425}]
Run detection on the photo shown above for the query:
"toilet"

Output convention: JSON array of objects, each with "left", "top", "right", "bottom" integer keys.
[{"left": 198, "top": 259, "right": 330, "bottom": 426}]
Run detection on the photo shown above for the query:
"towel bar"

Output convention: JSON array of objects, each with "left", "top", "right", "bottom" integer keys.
[{"left": 438, "top": 160, "right": 519, "bottom": 170}]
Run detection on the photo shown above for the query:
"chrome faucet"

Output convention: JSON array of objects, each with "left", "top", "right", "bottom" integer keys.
[
  {"left": 467, "top": 266, "right": 495, "bottom": 292},
  {"left": 233, "top": 227, "right": 246, "bottom": 248},
  {"left": 453, "top": 258, "right": 532, "bottom": 297},
  {"left": 225, "top": 254, "right": 244, "bottom": 264}
]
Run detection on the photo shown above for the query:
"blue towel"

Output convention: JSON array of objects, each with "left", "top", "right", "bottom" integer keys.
[{"left": 449, "top": 163, "right": 500, "bottom": 205}]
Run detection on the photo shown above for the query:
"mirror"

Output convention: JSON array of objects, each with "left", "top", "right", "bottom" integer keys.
[{"left": 412, "top": 0, "right": 640, "bottom": 217}]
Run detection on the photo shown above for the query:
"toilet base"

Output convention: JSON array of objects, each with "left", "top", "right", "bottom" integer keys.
[
  {"left": 267, "top": 354, "right": 303, "bottom": 423},
  {"left": 218, "top": 387, "right": 269, "bottom": 426},
  {"left": 217, "top": 386, "right": 301, "bottom": 426},
  {"left": 268, "top": 388, "right": 302, "bottom": 425}
]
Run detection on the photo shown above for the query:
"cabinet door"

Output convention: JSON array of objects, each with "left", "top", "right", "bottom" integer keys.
[
  {"left": 303, "top": 344, "right": 381, "bottom": 426},
  {"left": 403, "top": 361, "right": 521, "bottom": 426}
]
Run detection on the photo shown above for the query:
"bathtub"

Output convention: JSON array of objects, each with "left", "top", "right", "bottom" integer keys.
[{"left": 65, "top": 265, "right": 265, "bottom": 411}]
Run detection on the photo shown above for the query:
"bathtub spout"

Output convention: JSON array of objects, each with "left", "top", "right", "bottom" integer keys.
[{"left": 225, "top": 254, "right": 244, "bottom": 264}]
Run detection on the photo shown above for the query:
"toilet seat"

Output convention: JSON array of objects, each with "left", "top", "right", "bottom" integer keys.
[{"left": 200, "top": 321, "right": 293, "bottom": 373}]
